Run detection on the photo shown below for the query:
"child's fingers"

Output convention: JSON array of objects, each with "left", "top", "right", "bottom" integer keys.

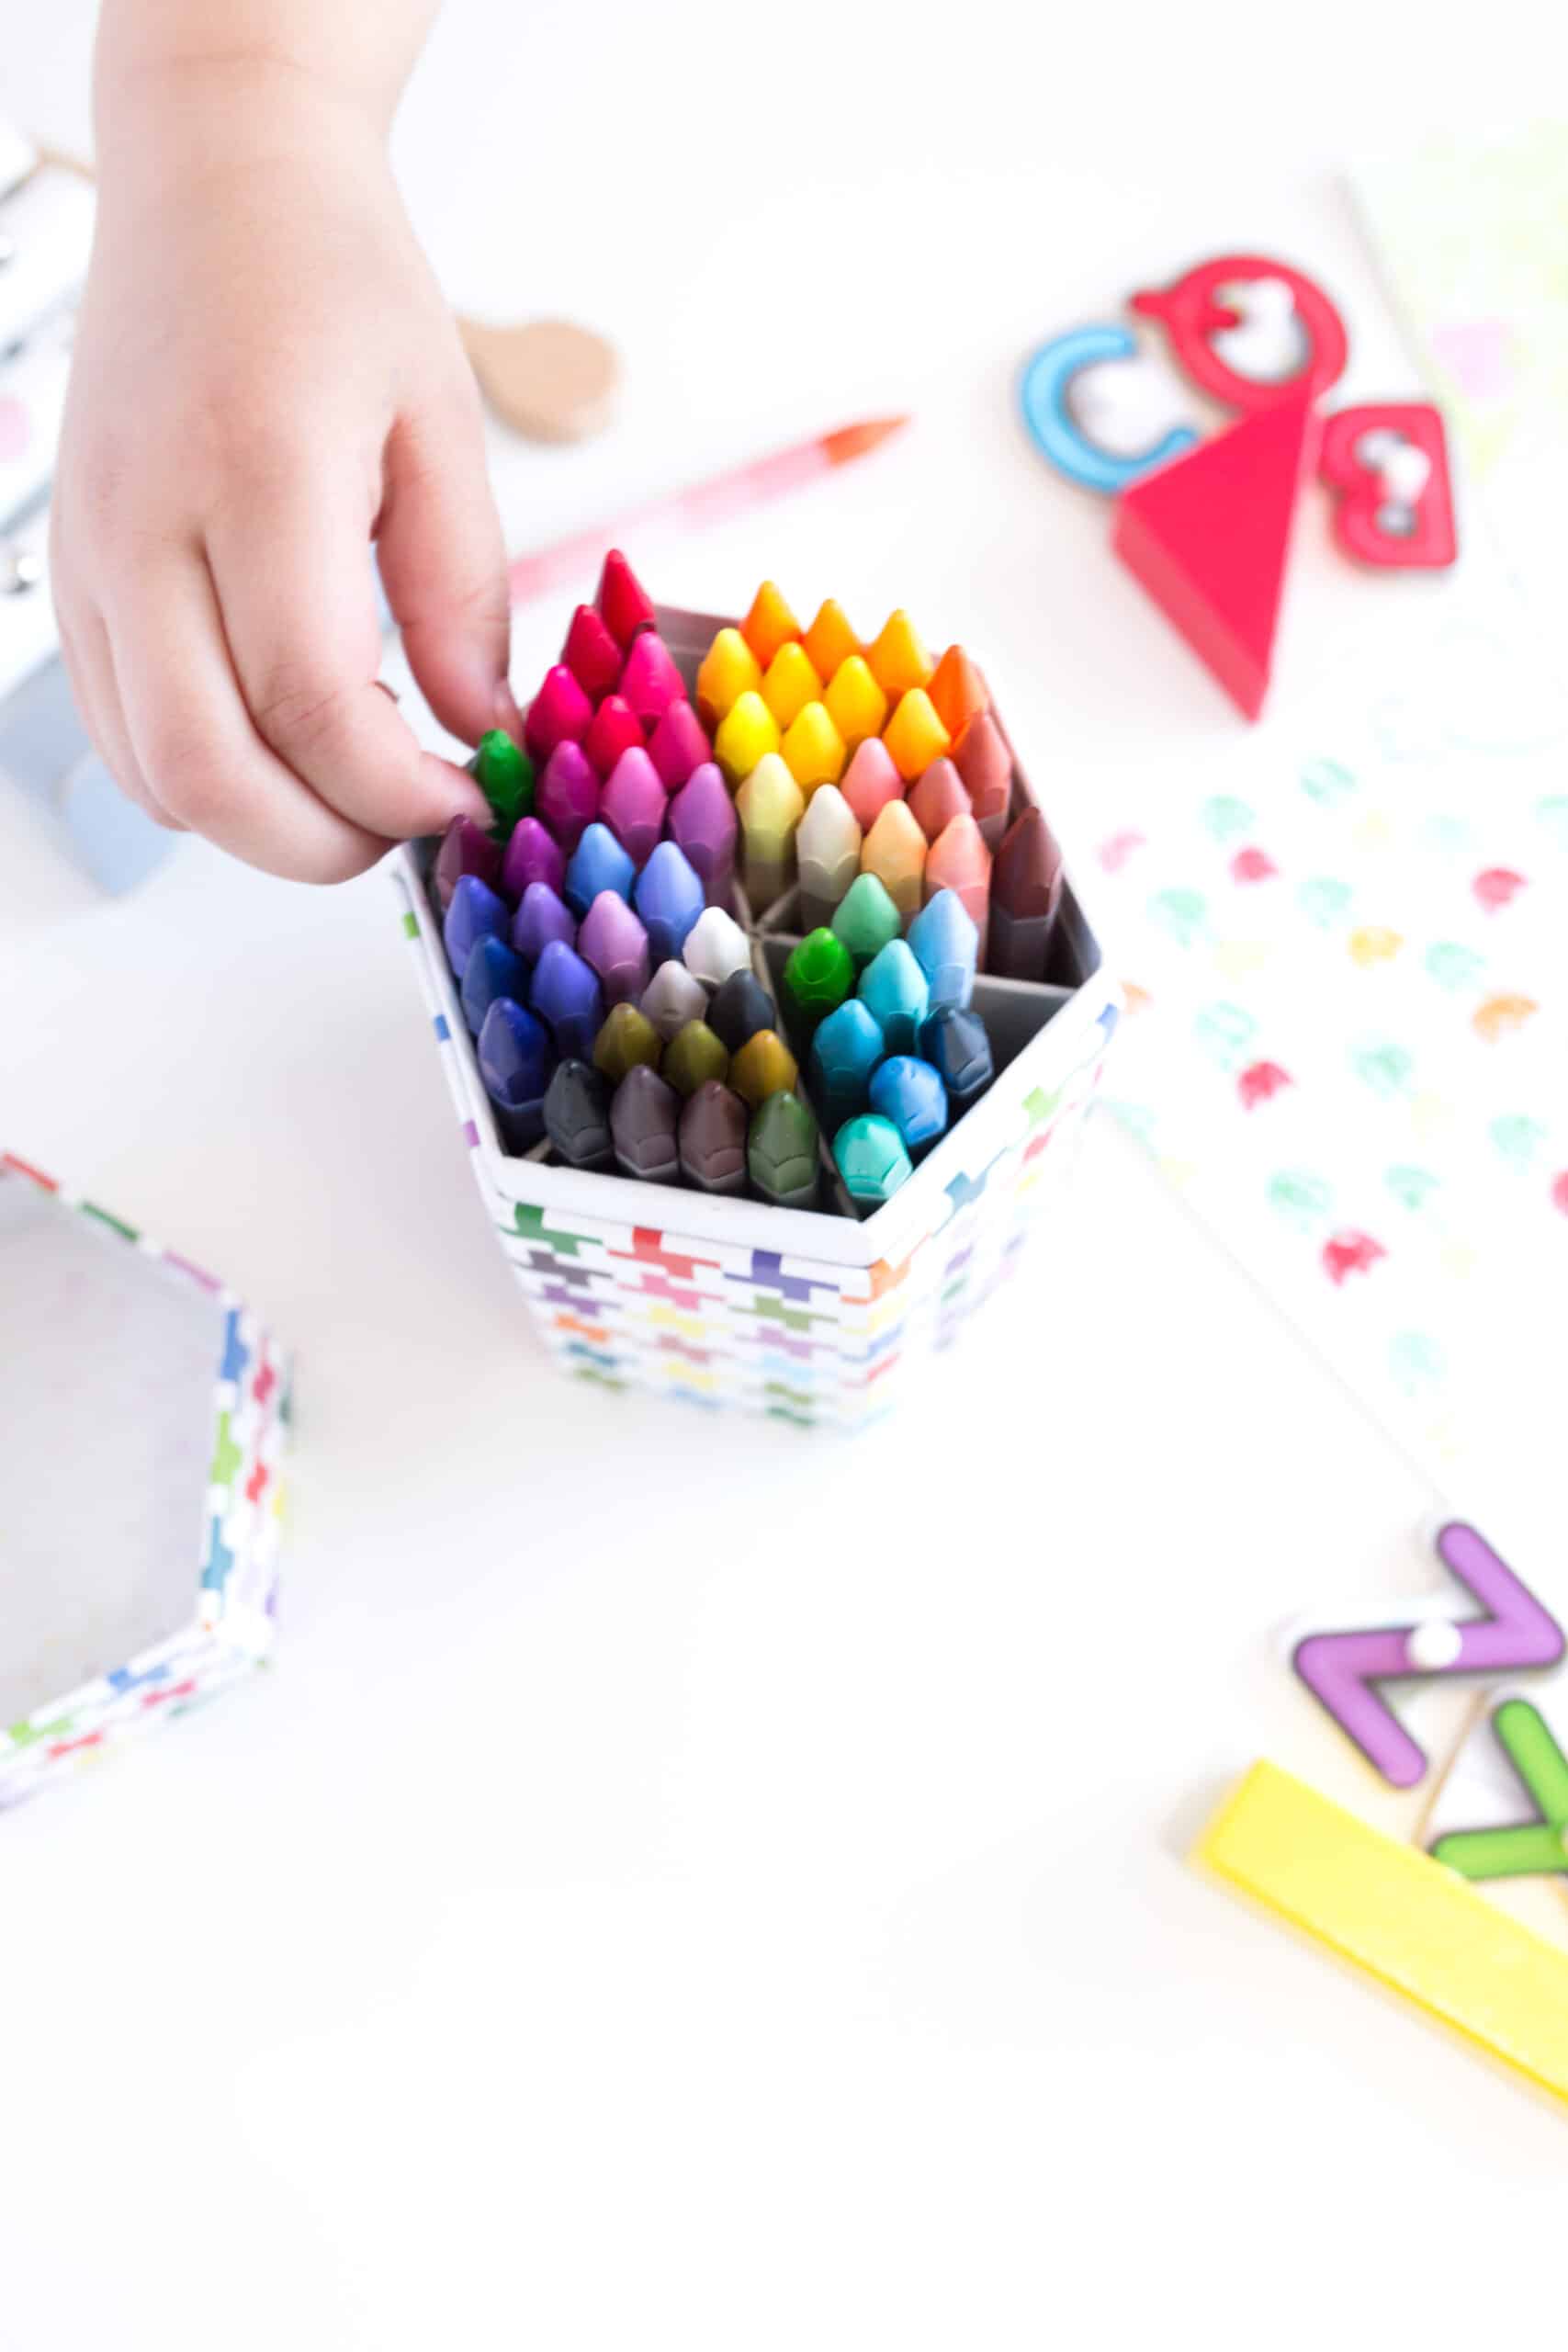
[
  {"left": 55, "top": 600, "right": 186, "bottom": 830},
  {"left": 375, "top": 390, "right": 514, "bottom": 746}
]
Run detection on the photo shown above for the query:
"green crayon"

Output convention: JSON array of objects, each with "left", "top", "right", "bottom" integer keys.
[
  {"left": 748, "top": 1090, "right": 820, "bottom": 1210},
  {"left": 663, "top": 1020, "right": 730, "bottom": 1099},
  {"left": 831, "top": 872, "right": 902, "bottom": 973},
  {"left": 779, "top": 927, "right": 854, "bottom": 1044},
  {"left": 592, "top": 1002, "right": 662, "bottom": 1085},
  {"left": 469, "top": 729, "right": 536, "bottom": 837}
]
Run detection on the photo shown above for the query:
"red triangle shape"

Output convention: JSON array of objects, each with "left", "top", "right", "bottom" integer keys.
[{"left": 1111, "top": 396, "right": 1318, "bottom": 720}]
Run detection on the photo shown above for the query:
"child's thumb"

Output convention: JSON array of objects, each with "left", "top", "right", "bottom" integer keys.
[{"left": 378, "top": 392, "right": 513, "bottom": 749}]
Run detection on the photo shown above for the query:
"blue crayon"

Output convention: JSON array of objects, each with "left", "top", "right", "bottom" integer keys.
[
  {"left": 808, "top": 998, "right": 885, "bottom": 1132},
  {"left": 477, "top": 998, "right": 555, "bottom": 1152},
  {"left": 907, "top": 888, "right": 978, "bottom": 1012},
  {"left": 444, "top": 872, "right": 509, "bottom": 982},
  {"left": 833, "top": 1114, "right": 913, "bottom": 1205},
  {"left": 634, "top": 841, "right": 705, "bottom": 966},
  {"left": 869, "top": 1056, "right": 949, "bottom": 1156},
  {"left": 512, "top": 880, "right": 577, "bottom": 968},
  {"left": 858, "top": 939, "right": 931, "bottom": 1057},
  {"left": 564, "top": 820, "right": 636, "bottom": 917},
  {"left": 919, "top": 1007, "right": 994, "bottom": 1109},
  {"left": 529, "top": 939, "right": 605, "bottom": 1060},
  {"left": 461, "top": 933, "right": 530, "bottom": 1037}
]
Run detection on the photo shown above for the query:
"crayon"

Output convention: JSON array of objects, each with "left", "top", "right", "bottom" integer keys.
[
  {"left": 706, "top": 967, "right": 777, "bottom": 1055},
  {"left": 839, "top": 737, "right": 905, "bottom": 833},
  {"left": 668, "top": 763, "right": 738, "bottom": 907},
  {"left": 561, "top": 602, "right": 624, "bottom": 701},
  {"left": 907, "top": 888, "right": 978, "bottom": 1012},
  {"left": 529, "top": 939, "right": 606, "bottom": 1060},
  {"left": 740, "top": 580, "right": 801, "bottom": 668},
  {"left": 924, "top": 814, "right": 992, "bottom": 956},
  {"left": 618, "top": 630, "right": 687, "bottom": 729},
  {"left": 679, "top": 1080, "right": 750, "bottom": 1195},
  {"left": 761, "top": 641, "right": 823, "bottom": 729},
  {"left": 833, "top": 1114, "right": 913, "bottom": 1205},
  {"left": 596, "top": 548, "right": 656, "bottom": 647},
  {"left": 907, "top": 756, "right": 969, "bottom": 845},
  {"left": 460, "top": 933, "right": 530, "bottom": 1038},
  {"left": 477, "top": 997, "right": 554, "bottom": 1151},
  {"left": 432, "top": 814, "right": 502, "bottom": 913},
  {"left": 513, "top": 881, "right": 578, "bottom": 968},
  {"left": 779, "top": 929, "right": 854, "bottom": 1041},
  {"left": 682, "top": 905, "right": 752, "bottom": 991},
  {"left": 641, "top": 958, "right": 710, "bottom": 1042},
  {"left": 779, "top": 701, "right": 848, "bottom": 796},
  {"left": 868, "top": 1056, "right": 949, "bottom": 1156},
  {"left": 523, "top": 666, "right": 593, "bottom": 767},
  {"left": 634, "top": 842, "right": 705, "bottom": 965},
  {"left": 592, "top": 1001, "right": 663, "bottom": 1083},
  {"left": 919, "top": 1006, "right": 993, "bottom": 1109},
  {"left": 989, "top": 806, "right": 1065, "bottom": 980},
  {"left": 543, "top": 1059, "right": 615, "bottom": 1170},
  {"left": 600, "top": 746, "right": 667, "bottom": 867},
  {"left": 802, "top": 598, "right": 860, "bottom": 684},
  {"left": 536, "top": 740, "right": 600, "bottom": 854},
  {"left": 578, "top": 890, "right": 651, "bottom": 1005},
  {"left": 953, "top": 710, "right": 1012, "bottom": 849},
  {"left": 714, "top": 690, "right": 781, "bottom": 788},
  {"left": 807, "top": 997, "right": 886, "bottom": 1130},
  {"left": 734, "top": 752, "right": 805, "bottom": 910},
  {"left": 648, "top": 699, "right": 712, "bottom": 793},
  {"left": 564, "top": 821, "right": 636, "bottom": 916},
  {"left": 444, "top": 872, "right": 510, "bottom": 981},
  {"left": 830, "top": 872, "right": 902, "bottom": 973},
  {"left": 795, "top": 785, "right": 862, "bottom": 931},
  {"left": 662, "top": 1020, "right": 730, "bottom": 1098},
  {"left": 469, "top": 729, "right": 535, "bottom": 835},
  {"left": 501, "top": 814, "right": 568, "bottom": 903},
  {"left": 823, "top": 655, "right": 887, "bottom": 753},
  {"left": 729, "top": 1028, "right": 800, "bottom": 1110},
  {"left": 859, "top": 939, "right": 931, "bottom": 1055},
  {"left": 748, "top": 1091, "right": 821, "bottom": 1211},
  {"left": 860, "top": 798, "right": 928, "bottom": 921},
  {"left": 926, "top": 645, "right": 988, "bottom": 742},
  {"left": 884, "top": 688, "right": 951, "bottom": 784},
  {"left": 583, "top": 693, "right": 644, "bottom": 781},
  {"left": 865, "top": 610, "right": 933, "bottom": 703},
  {"left": 695, "top": 627, "right": 763, "bottom": 729},
  {"left": 610, "top": 1065, "right": 681, "bottom": 1184}
]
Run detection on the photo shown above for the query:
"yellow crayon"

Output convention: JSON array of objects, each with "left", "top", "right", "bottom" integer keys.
[
  {"left": 740, "top": 580, "right": 802, "bottom": 667},
  {"left": 883, "top": 687, "right": 951, "bottom": 783},
  {"left": 696, "top": 628, "right": 763, "bottom": 729},
  {"left": 734, "top": 752, "right": 806, "bottom": 910},
  {"left": 730, "top": 1028, "right": 800, "bottom": 1110},
  {"left": 861, "top": 797, "right": 928, "bottom": 921},
  {"left": 802, "top": 598, "right": 861, "bottom": 683},
  {"left": 761, "top": 640, "right": 823, "bottom": 729},
  {"left": 823, "top": 654, "right": 889, "bottom": 752},
  {"left": 714, "top": 690, "right": 782, "bottom": 787},
  {"left": 865, "top": 609, "right": 934, "bottom": 703},
  {"left": 780, "top": 700, "right": 849, "bottom": 796}
]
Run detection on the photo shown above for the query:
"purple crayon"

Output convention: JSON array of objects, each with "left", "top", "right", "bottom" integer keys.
[
  {"left": 601, "top": 747, "right": 667, "bottom": 868},
  {"left": 610, "top": 1065, "right": 682, "bottom": 1185},
  {"left": 529, "top": 939, "right": 605, "bottom": 1060},
  {"left": 668, "top": 762, "right": 738, "bottom": 907},
  {"left": 433, "top": 815, "right": 502, "bottom": 914},
  {"left": 618, "top": 632, "right": 687, "bottom": 729},
  {"left": 648, "top": 699, "right": 712, "bottom": 793},
  {"left": 512, "top": 881, "right": 577, "bottom": 968},
  {"left": 502, "top": 815, "right": 567, "bottom": 903},
  {"left": 634, "top": 842, "right": 705, "bottom": 966},
  {"left": 444, "top": 872, "right": 509, "bottom": 981},
  {"left": 536, "top": 740, "right": 600, "bottom": 855},
  {"left": 578, "top": 890, "right": 651, "bottom": 1006}
]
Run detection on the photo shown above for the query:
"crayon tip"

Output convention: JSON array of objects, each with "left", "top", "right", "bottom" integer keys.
[
  {"left": 729, "top": 1028, "right": 800, "bottom": 1111},
  {"left": 536, "top": 739, "right": 600, "bottom": 854},
  {"left": 695, "top": 627, "right": 764, "bottom": 729},
  {"left": 779, "top": 702, "right": 849, "bottom": 796},
  {"left": 502, "top": 814, "right": 568, "bottom": 904},
  {"left": 512, "top": 881, "right": 578, "bottom": 967},
  {"left": 993, "top": 805, "right": 1065, "bottom": 920},
  {"left": 839, "top": 737, "right": 906, "bottom": 834},
  {"left": 780, "top": 928, "right": 855, "bottom": 1036},
  {"left": 600, "top": 745, "right": 667, "bottom": 867},
  {"left": 560, "top": 603, "right": 624, "bottom": 701},
  {"left": 543, "top": 1060, "right": 615, "bottom": 1170},
  {"left": 564, "top": 820, "right": 637, "bottom": 917},
  {"left": 926, "top": 645, "right": 989, "bottom": 742},
  {"left": 907, "top": 756, "right": 970, "bottom": 845},
  {"left": 633, "top": 840, "right": 706, "bottom": 965},
  {"left": 662, "top": 1019, "right": 730, "bottom": 1099},
  {"left": 578, "top": 889, "right": 651, "bottom": 1005},
  {"left": 807, "top": 997, "right": 886, "bottom": 1130},
  {"left": 679, "top": 1080, "right": 751, "bottom": 1196},
  {"left": 682, "top": 905, "right": 753, "bottom": 991},
  {"left": 444, "top": 871, "right": 510, "bottom": 981},
  {"left": 739, "top": 580, "right": 802, "bottom": 668},
  {"left": 641, "top": 958, "right": 711, "bottom": 1042},
  {"left": 747, "top": 1090, "right": 821, "bottom": 1210},
  {"left": 802, "top": 598, "right": 861, "bottom": 683},
  {"left": 705, "top": 967, "right": 777, "bottom": 1055},
  {"left": 596, "top": 548, "right": 657, "bottom": 648},
  {"left": 530, "top": 940, "right": 606, "bottom": 1061},
  {"left": 609, "top": 1064, "right": 682, "bottom": 1184},
  {"left": 523, "top": 667, "right": 593, "bottom": 768},
  {"left": 952, "top": 710, "right": 1013, "bottom": 846},
  {"left": 908, "top": 888, "right": 979, "bottom": 1012},
  {"left": 469, "top": 729, "right": 536, "bottom": 836},
  {"left": 883, "top": 687, "right": 952, "bottom": 784},
  {"left": 618, "top": 630, "right": 687, "bottom": 729},
  {"left": 868, "top": 1056, "right": 949, "bottom": 1157},
  {"left": 460, "top": 933, "right": 530, "bottom": 1038},
  {"left": 761, "top": 641, "right": 824, "bottom": 730},
  {"left": 715, "top": 690, "right": 783, "bottom": 788},
  {"left": 919, "top": 1006, "right": 994, "bottom": 1108},
  {"left": 592, "top": 1001, "right": 664, "bottom": 1084},
  {"left": 823, "top": 655, "right": 888, "bottom": 755},
  {"left": 822, "top": 417, "right": 909, "bottom": 465},
  {"left": 860, "top": 797, "right": 929, "bottom": 921},
  {"left": 433, "top": 814, "right": 503, "bottom": 914},
  {"left": 477, "top": 997, "right": 555, "bottom": 1151},
  {"left": 833, "top": 1114, "right": 913, "bottom": 1205},
  {"left": 583, "top": 693, "right": 646, "bottom": 781},
  {"left": 858, "top": 938, "right": 931, "bottom": 1056},
  {"left": 866, "top": 610, "right": 934, "bottom": 704},
  {"left": 830, "top": 871, "right": 902, "bottom": 972}
]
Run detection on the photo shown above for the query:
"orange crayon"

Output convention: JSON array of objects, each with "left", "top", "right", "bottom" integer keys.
[
  {"left": 927, "top": 645, "right": 988, "bottom": 741},
  {"left": 803, "top": 597, "right": 861, "bottom": 683},
  {"left": 953, "top": 710, "right": 1012, "bottom": 848},
  {"left": 925, "top": 813, "right": 992, "bottom": 959},
  {"left": 740, "top": 581, "right": 801, "bottom": 667},
  {"left": 884, "top": 688, "right": 951, "bottom": 783},
  {"left": 908, "top": 756, "right": 970, "bottom": 844},
  {"left": 861, "top": 798, "right": 928, "bottom": 922},
  {"left": 840, "top": 738, "right": 905, "bottom": 832},
  {"left": 866, "top": 609, "right": 934, "bottom": 703}
]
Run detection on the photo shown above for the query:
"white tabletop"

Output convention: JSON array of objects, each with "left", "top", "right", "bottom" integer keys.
[{"left": 3, "top": 6, "right": 1562, "bottom": 2345}]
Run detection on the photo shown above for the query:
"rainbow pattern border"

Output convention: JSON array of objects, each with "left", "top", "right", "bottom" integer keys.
[{"left": 0, "top": 1151, "right": 289, "bottom": 1806}]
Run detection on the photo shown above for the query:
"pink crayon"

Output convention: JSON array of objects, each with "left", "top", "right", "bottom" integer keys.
[
  {"left": 560, "top": 603, "right": 623, "bottom": 701},
  {"left": 619, "top": 631, "right": 687, "bottom": 729},
  {"left": 669, "top": 761, "right": 738, "bottom": 906},
  {"left": 584, "top": 693, "right": 644, "bottom": 780},
  {"left": 523, "top": 663, "right": 593, "bottom": 765},
  {"left": 601, "top": 746, "right": 667, "bottom": 867},
  {"left": 648, "top": 698, "right": 712, "bottom": 792},
  {"left": 908, "top": 756, "right": 970, "bottom": 845},
  {"left": 502, "top": 814, "right": 568, "bottom": 902},
  {"left": 953, "top": 711, "right": 1012, "bottom": 849},
  {"left": 536, "top": 741, "right": 599, "bottom": 854},
  {"left": 578, "top": 890, "right": 651, "bottom": 1006},
  {"left": 840, "top": 737, "right": 905, "bottom": 833}
]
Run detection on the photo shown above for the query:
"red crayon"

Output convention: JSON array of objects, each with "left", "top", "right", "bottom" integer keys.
[
  {"left": 524, "top": 663, "right": 593, "bottom": 765},
  {"left": 560, "top": 603, "right": 623, "bottom": 701},
  {"left": 989, "top": 806, "right": 1064, "bottom": 980},
  {"left": 648, "top": 698, "right": 712, "bottom": 793},
  {"left": 925, "top": 814, "right": 992, "bottom": 961},
  {"left": 584, "top": 693, "right": 645, "bottom": 780},
  {"left": 953, "top": 711, "right": 1012, "bottom": 850},
  {"left": 596, "top": 548, "right": 657, "bottom": 648},
  {"left": 908, "top": 757, "right": 970, "bottom": 845}
]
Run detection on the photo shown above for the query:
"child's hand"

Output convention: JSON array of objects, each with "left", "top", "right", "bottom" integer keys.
[{"left": 52, "top": 64, "right": 508, "bottom": 881}]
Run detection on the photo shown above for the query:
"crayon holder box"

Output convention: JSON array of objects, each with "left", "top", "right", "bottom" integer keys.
[
  {"left": 396, "top": 593, "right": 1119, "bottom": 1431},
  {"left": 0, "top": 1155, "right": 288, "bottom": 1805}
]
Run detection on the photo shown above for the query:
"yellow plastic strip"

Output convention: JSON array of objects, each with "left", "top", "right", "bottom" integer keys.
[{"left": 1195, "top": 1760, "right": 1568, "bottom": 2107}]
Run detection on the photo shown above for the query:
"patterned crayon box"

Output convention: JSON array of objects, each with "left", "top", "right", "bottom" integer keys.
[
  {"left": 396, "top": 602, "right": 1119, "bottom": 1430},
  {"left": 0, "top": 1154, "right": 288, "bottom": 1804}
]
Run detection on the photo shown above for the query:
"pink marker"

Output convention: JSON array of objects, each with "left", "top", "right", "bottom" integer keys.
[
  {"left": 669, "top": 762, "right": 738, "bottom": 906},
  {"left": 536, "top": 741, "right": 600, "bottom": 854},
  {"left": 840, "top": 737, "right": 905, "bottom": 833},
  {"left": 619, "top": 631, "right": 687, "bottom": 729},
  {"left": 523, "top": 663, "right": 593, "bottom": 765},
  {"left": 601, "top": 746, "right": 667, "bottom": 867},
  {"left": 560, "top": 603, "right": 623, "bottom": 701},
  {"left": 502, "top": 815, "right": 568, "bottom": 902},
  {"left": 584, "top": 693, "right": 644, "bottom": 780},
  {"left": 648, "top": 698, "right": 712, "bottom": 792}
]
